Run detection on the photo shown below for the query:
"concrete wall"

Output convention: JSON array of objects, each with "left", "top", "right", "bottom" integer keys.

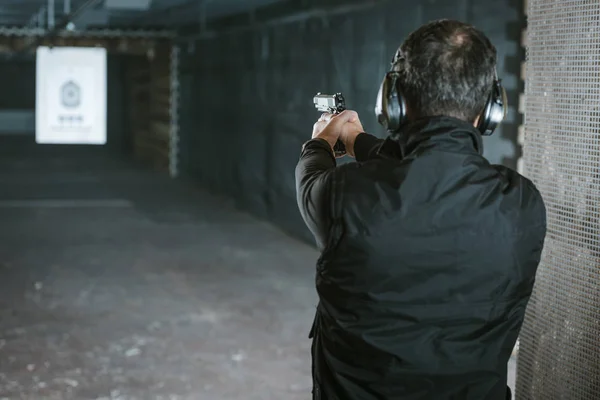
[{"left": 179, "top": 0, "right": 525, "bottom": 242}]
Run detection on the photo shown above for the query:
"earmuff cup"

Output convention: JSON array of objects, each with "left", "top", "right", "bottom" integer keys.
[
  {"left": 374, "top": 71, "right": 408, "bottom": 133},
  {"left": 476, "top": 80, "right": 508, "bottom": 136}
]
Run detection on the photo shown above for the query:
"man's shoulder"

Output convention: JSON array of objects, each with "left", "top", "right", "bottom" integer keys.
[
  {"left": 492, "top": 164, "right": 547, "bottom": 224},
  {"left": 492, "top": 164, "right": 543, "bottom": 196}
]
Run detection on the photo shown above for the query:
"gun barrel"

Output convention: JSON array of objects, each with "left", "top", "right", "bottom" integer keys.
[
  {"left": 313, "top": 93, "right": 346, "bottom": 114},
  {"left": 314, "top": 95, "right": 337, "bottom": 108}
]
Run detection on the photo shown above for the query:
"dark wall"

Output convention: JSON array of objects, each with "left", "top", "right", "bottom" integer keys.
[
  {"left": 0, "top": 58, "right": 36, "bottom": 109},
  {"left": 106, "top": 55, "right": 132, "bottom": 156},
  {"left": 179, "top": 0, "right": 524, "bottom": 242}
]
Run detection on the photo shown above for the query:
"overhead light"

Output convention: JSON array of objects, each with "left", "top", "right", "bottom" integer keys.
[
  {"left": 71, "top": 9, "right": 109, "bottom": 29},
  {"left": 104, "top": 0, "right": 152, "bottom": 11}
]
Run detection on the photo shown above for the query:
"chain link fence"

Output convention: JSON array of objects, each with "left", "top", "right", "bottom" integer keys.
[{"left": 516, "top": 1, "right": 600, "bottom": 399}]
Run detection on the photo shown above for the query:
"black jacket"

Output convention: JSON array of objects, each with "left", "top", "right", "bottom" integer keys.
[{"left": 295, "top": 117, "right": 546, "bottom": 400}]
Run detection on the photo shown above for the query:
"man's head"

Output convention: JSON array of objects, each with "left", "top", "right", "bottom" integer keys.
[{"left": 394, "top": 19, "right": 497, "bottom": 124}]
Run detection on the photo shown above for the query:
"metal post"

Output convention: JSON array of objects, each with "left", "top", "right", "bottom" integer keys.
[
  {"left": 19, "top": 0, "right": 101, "bottom": 55},
  {"left": 64, "top": 0, "right": 71, "bottom": 14},
  {"left": 199, "top": 0, "right": 206, "bottom": 32},
  {"left": 37, "top": 7, "right": 46, "bottom": 29},
  {"left": 48, "top": 0, "right": 55, "bottom": 29},
  {"left": 169, "top": 45, "right": 181, "bottom": 178},
  {"left": 198, "top": 0, "right": 215, "bottom": 33}
]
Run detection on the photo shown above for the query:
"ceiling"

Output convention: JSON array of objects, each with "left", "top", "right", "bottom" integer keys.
[{"left": 0, "top": 0, "right": 286, "bottom": 29}]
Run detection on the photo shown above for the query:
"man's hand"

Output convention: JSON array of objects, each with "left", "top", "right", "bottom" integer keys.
[{"left": 312, "top": 110, "right": 365, "bottom": 158}]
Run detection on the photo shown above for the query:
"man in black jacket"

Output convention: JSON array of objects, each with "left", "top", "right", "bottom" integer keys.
[{"left": 295, "top": 20, "right": 547, "bottom": 400}]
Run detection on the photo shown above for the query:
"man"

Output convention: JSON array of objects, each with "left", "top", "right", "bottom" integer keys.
[{"left": 295, "top": 20, "right": 547, "bottom": 400}]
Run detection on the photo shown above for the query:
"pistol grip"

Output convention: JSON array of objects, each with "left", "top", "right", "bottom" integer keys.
[{"left": 333, "top": 140, "right": 346, "bottom": 157}]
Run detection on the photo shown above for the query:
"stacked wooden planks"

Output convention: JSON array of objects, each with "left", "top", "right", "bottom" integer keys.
[{"left": 127, "top": 42, "right": 172, "bottom": 173}]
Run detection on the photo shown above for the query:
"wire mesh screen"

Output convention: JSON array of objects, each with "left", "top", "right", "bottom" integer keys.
[{"left": 516, "top": 0, "right": 600, "bottom": 399}]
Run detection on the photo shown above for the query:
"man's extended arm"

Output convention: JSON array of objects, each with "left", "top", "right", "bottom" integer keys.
[
  {"left": 353, "top": 132, "right": 385, "bottom": 162},
  {"left": 295, "top": 138, "right": 336, "bottom": 249},
  {"left": 296, "top": 110, "right": 373, "bottom": 248}
]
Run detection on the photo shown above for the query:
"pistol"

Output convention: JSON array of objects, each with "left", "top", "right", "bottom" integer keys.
[{"left": 313, "top": 92, "right": 347, "bottom": 156}]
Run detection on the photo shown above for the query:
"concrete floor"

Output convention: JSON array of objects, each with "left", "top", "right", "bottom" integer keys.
[
  {"left": 0, "top": 140, "right": 316, "bottom": 400},
  {"left": 0, "top": 139, "right": 516, "bottom": 400}
]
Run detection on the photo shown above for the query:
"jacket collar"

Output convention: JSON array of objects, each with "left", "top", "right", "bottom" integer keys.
[{"left": 377, "top": 116, "right": 484, "bottom": 159}]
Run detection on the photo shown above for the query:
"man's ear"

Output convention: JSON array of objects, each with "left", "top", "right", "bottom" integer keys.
[{"left": 473, "top": 114, "right": 481, "bottom": 128}]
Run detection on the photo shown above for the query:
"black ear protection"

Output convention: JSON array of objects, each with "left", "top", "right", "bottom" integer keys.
[
  {"left": 375, "top": 50, "right": 508, "bottom": 136},
  {"left": 476, "top": 75, "right": 508, "bottom": 136},
  {"left": 374, "top": 50, "right": 408, "bottom": 133}
]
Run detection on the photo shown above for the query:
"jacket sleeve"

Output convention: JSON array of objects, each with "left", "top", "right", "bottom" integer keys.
[
  {"left": 353, "top": 132, "right": 385, "bottom": 162},
  {"left": 295, "top": 138, "right": 337, "bottom": 249}
]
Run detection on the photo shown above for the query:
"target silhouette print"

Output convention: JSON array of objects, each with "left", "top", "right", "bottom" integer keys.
[{"left": 60, "top": 80, "right": 81, "bottom": 108}]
